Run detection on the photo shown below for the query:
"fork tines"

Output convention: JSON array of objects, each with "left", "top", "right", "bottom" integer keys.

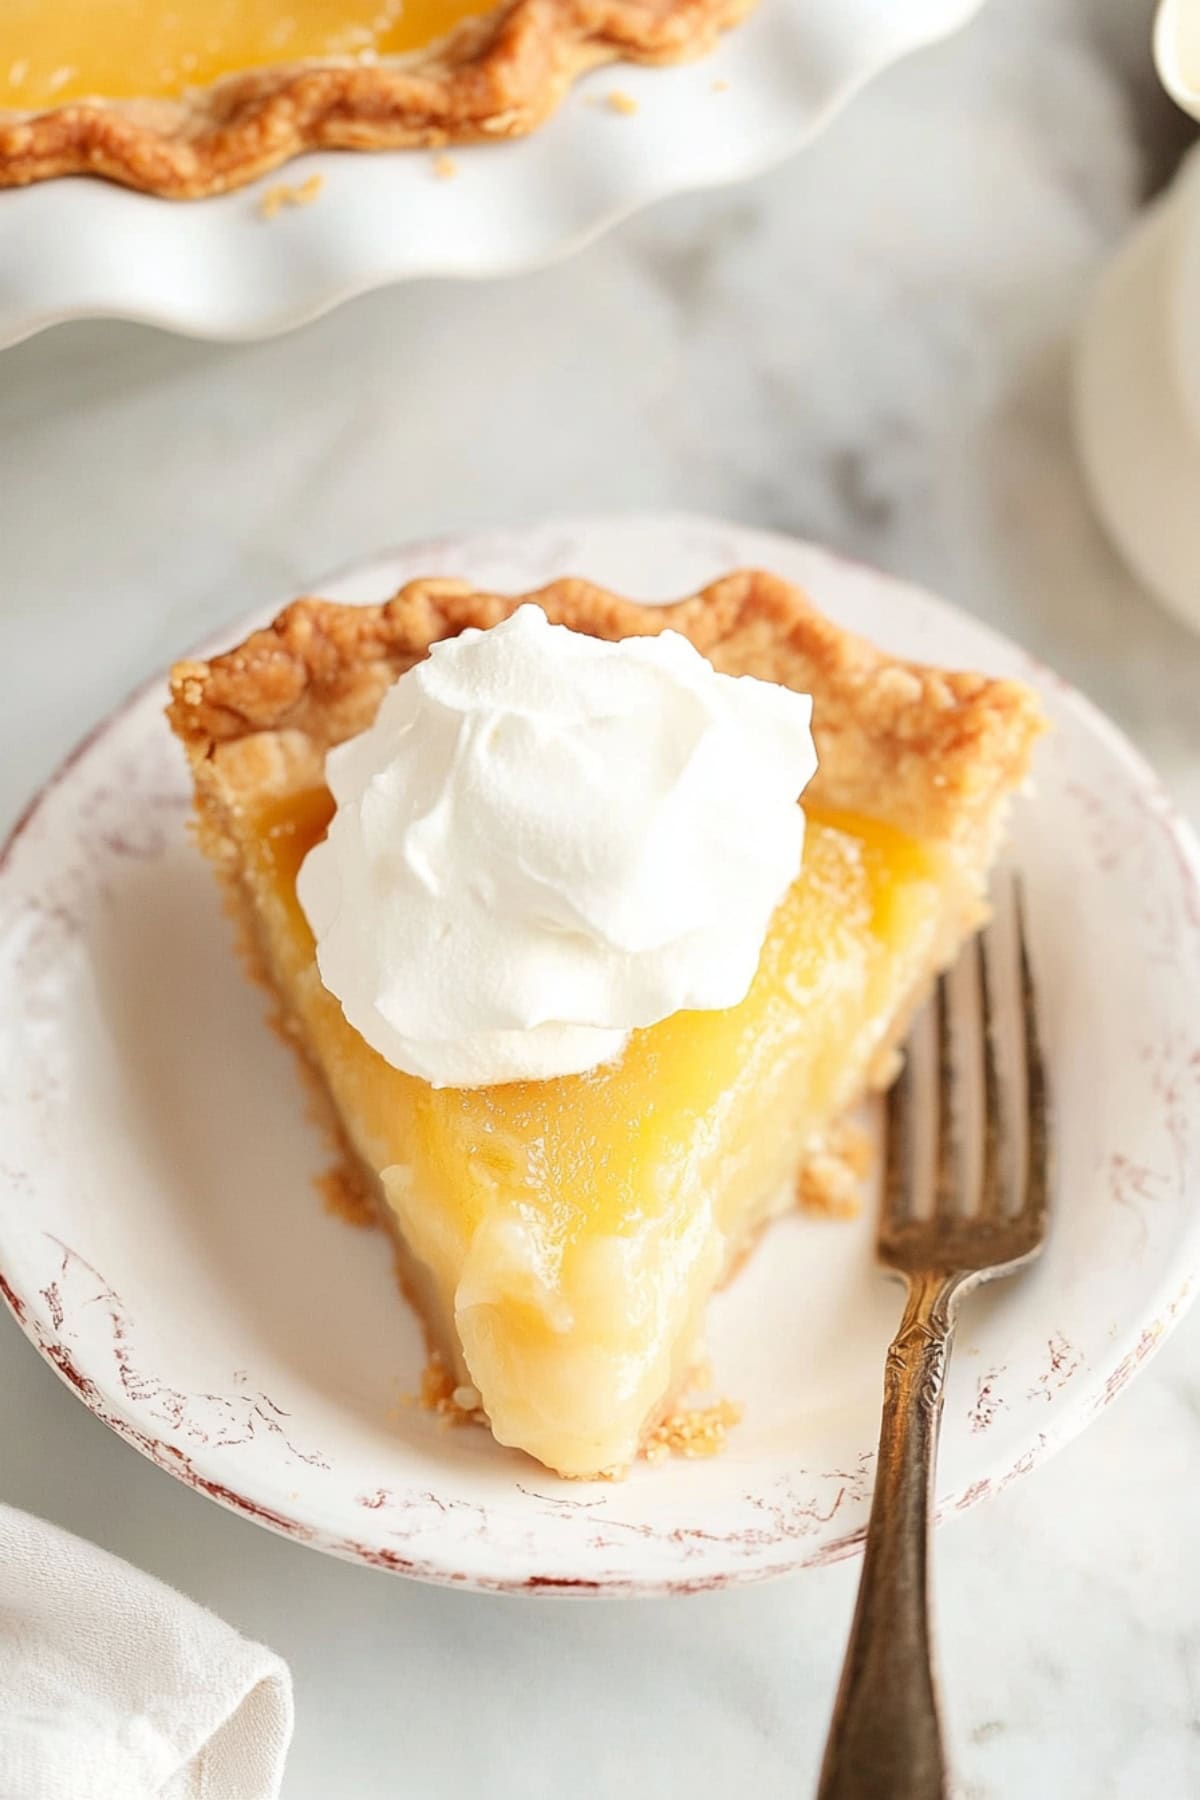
[{"left": 880, "top": 880, "right": 1049, "bottom": 1277}]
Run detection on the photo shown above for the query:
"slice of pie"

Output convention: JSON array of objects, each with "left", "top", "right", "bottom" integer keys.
[
  {"left": 0, "top": 0, "right": 750, "bottom": 197},
  {"left": 167, "top": 569, "right": 1043, "bottom": 1477}
]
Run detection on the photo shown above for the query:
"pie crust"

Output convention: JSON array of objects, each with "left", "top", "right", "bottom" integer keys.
[
  {"left": 0, "top": 0, "right": 753, "bottom": 198},
  {"left": 169, "top": 568, "right": 1041, "bottom": 846}
]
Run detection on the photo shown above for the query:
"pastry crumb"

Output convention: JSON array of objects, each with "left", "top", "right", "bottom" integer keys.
[
  {"left": 412, "top": 1348, "right": 739, "bottom": 1466},
  {"left": 258, "top": 173, "right": 324, "bottom": 219},
  {"left": 418, "top": 1353, "right": 486, "bottom": 1428},
  {"left": 605, "top": 89, "right": 639, "bottom": 116},
  {"left": 431, "top": 153, "right": 458, "bottom": 181},
  {"left": 796, "top": 1119, "right": 872, "bottom": 1218},
  {"left": 316, "top": 1164, "right": 376, "bottom": 1229},
  {"left": 642, "top": 1398, "right": 742, "bottom": 1464},
  {"left": 711, "top": 78, "right": 729, "bottom": 93}
]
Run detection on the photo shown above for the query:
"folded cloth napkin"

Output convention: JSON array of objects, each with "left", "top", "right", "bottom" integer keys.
[{"left": 0, "top": 1504, "right": 293, "bottom": 1800}]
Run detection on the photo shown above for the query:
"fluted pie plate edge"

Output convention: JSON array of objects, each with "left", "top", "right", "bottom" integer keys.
[{"left": 0, "top": 0, "right": 984, "bottom": 350}]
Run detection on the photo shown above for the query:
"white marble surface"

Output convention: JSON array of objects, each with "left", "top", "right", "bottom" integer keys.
[{"left": 2, "top": 2, "right": 1200, "bottom": 1796}]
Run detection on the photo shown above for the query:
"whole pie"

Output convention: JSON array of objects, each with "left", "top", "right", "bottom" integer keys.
[
  {"left": 0, "top": 0, "right": 750, "bottom": 197},
  {"left": 167, "top": 569, "right": 1043, "bottom": 1478}
]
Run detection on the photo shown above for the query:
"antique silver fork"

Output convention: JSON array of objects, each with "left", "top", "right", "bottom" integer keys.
[{"left": 818, "top": 887, "right": 1050, "bottom": 1800}]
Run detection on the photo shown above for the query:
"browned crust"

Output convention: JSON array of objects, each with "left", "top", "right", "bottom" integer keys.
[
  {"left": 0, "top": 0, "right": 751, "bottom": 198},
  {"left": 168, "top": 567, "right": 1045, "bottom": 846}
]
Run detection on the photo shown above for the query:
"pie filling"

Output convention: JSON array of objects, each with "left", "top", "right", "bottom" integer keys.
[
  {"left": 242, "top": 785, "right": 962, "bottom": 1477},
  {"left": 1, "top": 0, "right": 493, "bottom": 111}
]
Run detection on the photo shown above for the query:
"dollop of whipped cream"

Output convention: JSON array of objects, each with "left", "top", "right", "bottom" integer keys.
[{"left": 297, "top": 605, "right": 818, "bottom": 1088}]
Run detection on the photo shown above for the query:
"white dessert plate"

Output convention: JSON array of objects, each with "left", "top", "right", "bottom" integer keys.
[
  {"left": 0, "top": 0, "right": 982, "bottom": 351},
  {"left": 1, "top": 514, "right": 1198, "bottom": 1596}
]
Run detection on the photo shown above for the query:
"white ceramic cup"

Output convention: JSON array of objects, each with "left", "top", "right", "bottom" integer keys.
[
  {"left": 1075, "top": 5, "right": 1200, "bottom": 637},
  {"left": 1075, "top": 140, "right": 1200, "bottom": 635},
  {"left": 1154, "top": 0, "right": 1200, "bottom": 124}
]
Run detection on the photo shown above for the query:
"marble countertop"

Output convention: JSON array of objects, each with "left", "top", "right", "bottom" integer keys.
[{"left": 3, "top": 2, "right": 1200, "bottom": 1795}]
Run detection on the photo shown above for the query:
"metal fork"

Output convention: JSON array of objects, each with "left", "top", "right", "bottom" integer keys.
[{"left": 817, "top": 887, "right": 1050, "bottom": 1800}]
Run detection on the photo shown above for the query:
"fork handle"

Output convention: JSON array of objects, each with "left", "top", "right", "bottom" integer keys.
[{"left": 817, "top": 1269, "right": 965, "bottom": 1800}]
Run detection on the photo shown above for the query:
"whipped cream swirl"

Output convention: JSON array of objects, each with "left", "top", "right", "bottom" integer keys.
[{"left": 297, "top": 604, "right": 818, "bottom": 1087}]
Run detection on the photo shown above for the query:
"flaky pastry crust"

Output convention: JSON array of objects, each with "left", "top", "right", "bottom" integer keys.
[
  {"left": 0, "top": 0, "right": 751, "bottom": 198},
  {"left": 169, "top": 566, "right": 1045, "bottom": 848}
]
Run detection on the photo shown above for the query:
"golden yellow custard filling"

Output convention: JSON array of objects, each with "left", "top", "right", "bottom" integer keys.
[
  {"left": 1, "top": 0, "right": 492, "bottom": 111},
  {"left": 248, "top": 792, "right": 950, "bottom": 1476}
]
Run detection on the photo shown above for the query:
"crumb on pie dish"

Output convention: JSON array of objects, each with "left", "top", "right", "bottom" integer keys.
[
  {"left": 167, "top": 569, "right": 1044, "bottom": 1479},
  {"left": 0, "top": 0, "right": 753, "bottom": 198}
]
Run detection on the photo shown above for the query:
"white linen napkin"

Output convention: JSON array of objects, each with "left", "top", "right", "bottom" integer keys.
[{"left": 0, "top": 1504, "right": 293, "bottom": 1800}]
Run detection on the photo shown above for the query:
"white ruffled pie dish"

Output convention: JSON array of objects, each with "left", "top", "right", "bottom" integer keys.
[
  {"left": 1, "top": 513, "right": 1198, "bottom": 1595},
  {"left": 0, "top": 0, "right": 983, "bottom": 351}
]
